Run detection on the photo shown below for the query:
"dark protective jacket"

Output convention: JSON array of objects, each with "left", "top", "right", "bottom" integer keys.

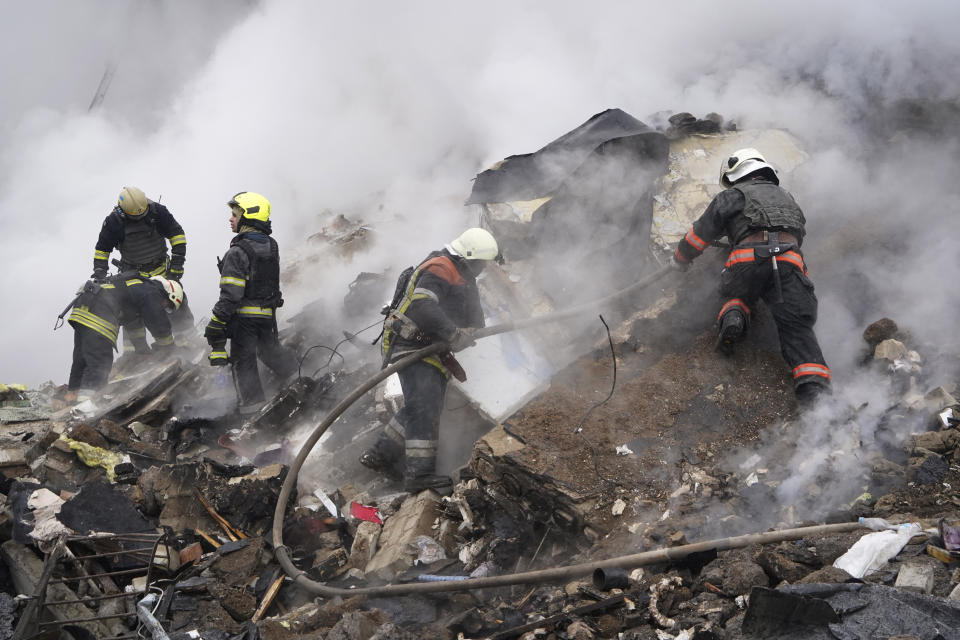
[
  {"left": 93, "top": 202, "right": 187, "bottom": 278},
  {"left": 675, "top": 176, "right": 805, "bottom": 261},
  {"left": 381, "top": 250, "right": 484, "bottom": 373},
  {"left": 674, "top": 175, "right": 831, "bottom": 391},
  {"left": 211, "top": 230, "right": 282, "bottom": 324},
  {"left": 68, "top": 277, "right": 173, "bottom": 351}
]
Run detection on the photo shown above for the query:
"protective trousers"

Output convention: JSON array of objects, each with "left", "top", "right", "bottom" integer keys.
[
  {"left": 68, "top": 327, "right": 115, "bottom": 391},
  {"left": 229, "top": 315, "right": 297, "bottom": 411},
  {"left": 373, "top": 359, "right": 448, "bottom": 479},
  {"left": 718, "top": 257, "right": 831, "bottom": 393}
]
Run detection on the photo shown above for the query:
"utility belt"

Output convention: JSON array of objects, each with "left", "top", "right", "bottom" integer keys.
[
  {"left": 120, "top": 258, "right": 167, "bottom": 277},
  {"left": 738, "top": 230, "right": 799, "bottom": 246},
  {"left": 727, "top": 231, "right": 806, "bottom": 303}
]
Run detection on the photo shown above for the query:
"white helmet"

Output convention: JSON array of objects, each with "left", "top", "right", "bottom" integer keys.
[
  {"left": 151, "top": 276, "right": 184, "bottom": 311},
  {"left": 449, "top": 228, "right": 502, "bottom": 263},
  {"left": 719, "top": 148, "right": 778, "bottom": 188}
]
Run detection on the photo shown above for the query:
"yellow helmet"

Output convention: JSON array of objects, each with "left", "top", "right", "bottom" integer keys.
[
  {"left": 117, "top": 186, "right": 149, "bottom": 218},
  {"left": 227, "top": 191, "right": 271, "bottom": 223}
]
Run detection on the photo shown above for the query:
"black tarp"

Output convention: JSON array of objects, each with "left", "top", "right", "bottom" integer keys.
[
  {"left": 467, "top": 108, "right": 670, "bottom": 302},
  {"left": 467, "top": 108, "right": 656, "bottom": 204}
]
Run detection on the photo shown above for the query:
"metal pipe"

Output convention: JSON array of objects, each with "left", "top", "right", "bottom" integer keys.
[{"left": 136, "top": 592, "right": 170, "bottom": 640}]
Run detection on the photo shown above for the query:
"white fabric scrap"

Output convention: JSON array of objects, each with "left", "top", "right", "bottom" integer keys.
[{"left": 27, "top": 489, "right": 74, "bottom": 542}]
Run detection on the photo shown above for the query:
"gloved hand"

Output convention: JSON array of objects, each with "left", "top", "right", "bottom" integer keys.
[
  {"left": 204, "top": 316, "right": 228, "bottom": 347},
  {"left": 208, "top": 345, "right": 229, "bottom": 367},
  {"left": 449, "top": 328, "right": 477, "bottom": 352},
  {"left": 165, "top": 269, "right": 183, "bottom": 282},
  {"left": 91, "top": 268, "right": 108, "bottom": 283},
  {"left": 671, "top": 249, "right": 691, "bottom": 272}
]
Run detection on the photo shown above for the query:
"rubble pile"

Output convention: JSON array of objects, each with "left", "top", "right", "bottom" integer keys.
[{"left": 0, "top": 110, "right": 958, "bottom": 638}]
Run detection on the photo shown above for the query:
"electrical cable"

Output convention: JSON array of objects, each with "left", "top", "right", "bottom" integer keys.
[
  {"left": 296, "top": 318, "right": 383, "bottom": 379},
  {"left": 573, "top": 315, "right": 618, "bottom": 487}
]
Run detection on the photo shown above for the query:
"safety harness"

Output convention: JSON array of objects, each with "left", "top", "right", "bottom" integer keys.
[{"left": 379, "top": 256, "right": 465, "bottom": 380}]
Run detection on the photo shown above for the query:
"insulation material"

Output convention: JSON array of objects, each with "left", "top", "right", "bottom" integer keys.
[{"left": 651, "top": 130, "right": 808, "bottom": 249}]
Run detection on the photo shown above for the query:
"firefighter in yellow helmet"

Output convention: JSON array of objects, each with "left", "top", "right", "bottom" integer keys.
[
  {"left": 361, "top": 227, "right": 502, "bottom": 494},
  {"left": 204, "top": 192, "right": 297, "bottom": 415},
  {"left": 67, "top": 275, "right": 183, "bottom": 400},
  {"left": 672, "top": 148, "right": 831, "bottom": 405}
]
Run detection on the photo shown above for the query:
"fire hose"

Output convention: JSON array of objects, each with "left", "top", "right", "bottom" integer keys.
[{"left": 270, "top": 264, "right": 859, "bottom": 596}]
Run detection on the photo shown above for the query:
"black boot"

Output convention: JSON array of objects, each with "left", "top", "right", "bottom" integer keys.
[
  {"left": 715, "top": 309, "right": 746, "bottom": 355},
  {"left": 795, "top": 381, "right": 830, "bottom": 410},
  {"left": 359, "top": 440, "right": 403, "bottom": 481},
  {"left": 404, "top": 456, "right": 452, "bottom": 495},
  {"left": 403, "top": 473, "right": 453, "bottom": 495}
]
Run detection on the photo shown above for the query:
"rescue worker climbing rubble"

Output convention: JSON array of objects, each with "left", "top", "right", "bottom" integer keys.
[
  {"left": 361, "top": 227, "right": 503, "bottom": 494},
  {"left": 92, "top": 186, "right": 194, "bottom": 352},
  {"left": 204, "top": 192, "right": 298, "bottom": 415},
  {"left": 67, "top": 275, "right": 184, "bottom": 402},
  {"left": 672, "top": 148, "right": 831, "bottom": 404}
]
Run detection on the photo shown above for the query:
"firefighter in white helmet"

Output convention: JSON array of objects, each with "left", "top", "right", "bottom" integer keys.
[
  {"left": 673, "top": 148, "right": 831, "bottom": 405},
  {"left": 361, "top": 227, "right": 503, "bottom": 494},
  {"left": 66, "top": 275, "right": 183, "bottom": 401}
]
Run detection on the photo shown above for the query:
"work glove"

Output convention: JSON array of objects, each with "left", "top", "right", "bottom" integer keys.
[
  {"left": 671, "top": 249, "right": 691, "bottom": 272},
  {"left": 449, "top": 328, "right": 477, "bottom": 352},
  {"left": 165, "top": 268, "right": 183, "bottom": 282},
  {"left": 208, "top": 345, "right": 229, "bottom": 367},
  {"left": 204, "top": 316, "right": 228, "bottom": 347},
  {"left": 91, "top": 268, "right": 108, "bottom": 283}
]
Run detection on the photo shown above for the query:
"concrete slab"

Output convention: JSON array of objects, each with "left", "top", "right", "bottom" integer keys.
[
  {"left": 894, "top": 563, "right": 935, "bottom": 594},
  {"left": 650, "top": 129, "right": 808, "bottom": 249}
]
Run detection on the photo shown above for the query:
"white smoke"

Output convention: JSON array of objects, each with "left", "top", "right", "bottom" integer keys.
[{"left": 1, "top": 0, "right": 959, "bottom": 404}]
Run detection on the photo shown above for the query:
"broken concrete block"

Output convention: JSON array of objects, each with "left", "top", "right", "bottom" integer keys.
[
  {"left": 925, "top": 386, "right": 958, "bottom": 412},
  {"left": 348, "top": 521, "right": 381, "bottom": 572},
  {"left": 894, "top": 564, "right": 935, "bottom": 594},
  {"left": 94, "top": 418, "right": 130, "bottom": 444},
  {"left": 179, "top": 542, "right": 203, "bottom": 566},
  {"left": 909, "top": 429, "right": 960, "bottom": 454},
  {"left": 875, "top": 339, "right": 908, "bottom": 362},
  {"left": 948, "top": 582, "right": 960, "bottom": 601},
  {"left": 364, "top": 490, "right": 441, "bottom": 578},
  {"left": 756, "top": 550, "right": 810, "bottom": 584}
]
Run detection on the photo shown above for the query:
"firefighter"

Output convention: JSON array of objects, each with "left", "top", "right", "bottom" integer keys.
[
  {"left": 93, "top": 186, "right": 187, "bottom": 281},
  {"left": 361, "top": 227, "right": 502, "bottom": 493},
  {"left": 673, "top": 148, "right": 831, "bottom": 404},
  {"left": 67, "top": 276, "right": 184, "bottom": 401},
  {"left": 92, "top": 186, "right": 193, "bottom": 351},
  {"left": 204, "top": 192, "right": 297, "bottom": 415}
]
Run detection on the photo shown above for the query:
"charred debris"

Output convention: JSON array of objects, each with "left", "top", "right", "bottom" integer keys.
[{"left": 1, "top": 108, "right": 959, "bottom": 639}]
